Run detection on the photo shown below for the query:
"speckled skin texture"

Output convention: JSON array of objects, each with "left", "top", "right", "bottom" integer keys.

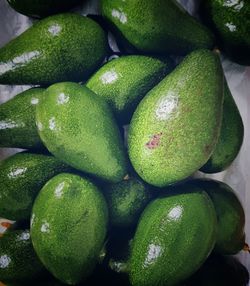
[
  {"left": 0, "top": 152, "right": 69, "bottom": 221},
  {"left": 201, "top": 80, "right": 244, "bottom": 173},
  {"left": 30, "top": 173, "right": 108, "bottom": 285},
  {"left": 36, "top": 82, "right": 128, "bottom": 183},
  {"left": 104, "top": 176, "right": 152, "bottom": 227},
  {"left": 129, "top": 188, "right": 217, "bottom": 286},
  {"left": 0, "top": 13, "right": 108, "bottom": 85},
  {"left": 7, "top": 0, "right": 84, "bottom": 18},
  {"left": 128, "top": 49, "right": 224, "bottom": 187},
  {"left": 0, "top": 230, "right": 45, "bottom": 283},
  {"left": 101, "top": 0, "right": 214, "bottom": 56},
  {"left": 192, "top": 179, "right": 246, "bottom": 255},
  {"left": 0, "top": 88, "right": 45, "bottom": 150},
  {"left": 86, "top": 55, "right": 171, "bottom": 124},
  {"left": 201, "top": 0, "right": 250, "bottom": 65}
]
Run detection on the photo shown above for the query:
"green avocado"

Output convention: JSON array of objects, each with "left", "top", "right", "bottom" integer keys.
[
  {"left": 201, "top": 79, "right": 244, "bottom": 173},
  {"left": 86, "top": 55, "right": 172, "bottom": 124},
  {"left": 36, "top": 82, "right": 128, "bottom": 183},
  {"left": 200, "top": 0, "right": 250, "bottom": 65},
  {"left": 192, "top": 179, "right": 246, "bottom": 255},
  {"left": 0, "top": 88, "right": 44, "bottom": 150},
  {"left": 101, "top": 0, "right": 214, "bottom": 56},
  {"left": 7, "top": 0, "right": 84, "bottom": 18},
  {"left": 0, "top": 152, "right": 69, "bottom": 221},
  {"left": 128, "top": 49, "right": 223, "bottom": 187},
  {"left": 0, "top": 230, "right": 45, "bottom": 283},
  {"left": 0, "top": 13, "right": 108, "bottom": 85},
  {"left": 129, "top": 187, "right": 217, "bottom": 286},
  {"left": 30, "top": 173, "right": 108, "bottom": 285}
]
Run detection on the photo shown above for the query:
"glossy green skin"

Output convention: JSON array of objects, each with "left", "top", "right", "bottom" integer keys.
[
  {"left": 86, "top": 55, "right": 171, "bottom": 124},
  {"left": 0, "top": 152, "right": 68, "bottom": 221},
  {"left": 36, "top": 82, "right": 128, "bottom": 183},
  {"left": 105, "top": 177, "right": 152, "bottom": 227},
  {"left": 0, "top": 230, "right": 45, "bottom": 283},
  {"left": 201, "top": 0, "right": 250, "bottom": 65},
  {"left": 201, "top": 80, "right": 244, "bottom": 173},
  {"left": 7, "top": 0, "right": 83, "bottom": 18},
  {"left": 101, "top": 0, "right": 214, "bottom": 56},
  {"left": 31, "top": 173, "right": 108, "bottom": 285},
  {"left": 0, "top": 13, "right": 108, "bottom": 85},
  {"left": 128, "top": 49, "right": 223, "bottom": 187},
  {"left": 0, "top": 88, "right": 44, "bottom": 150},
  {"left": 192, "top": 179, "right": 245, "bottom": 254},
  {"left": 129, "top": 188, "right": 217, "bottom": 286}
]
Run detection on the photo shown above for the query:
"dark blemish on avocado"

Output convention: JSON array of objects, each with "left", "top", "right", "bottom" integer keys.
[{"left": 146, "top": 132, "right": 163, "bottom": 149}]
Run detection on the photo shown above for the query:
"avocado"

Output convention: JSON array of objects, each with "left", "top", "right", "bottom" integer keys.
[
  {"left": 0, "top": 230, "right": 45, "bottom": 283},
  {"left": 129, "top": 187, "right": 217, "bottom": 286},
  {"left": 0, "top": 152, "right": 69, "bottom": 221},
  {"left": 201, "top": 79, "right": 244, "bottom": 173},
  {"left": 36, "top": 82, "right": 128, "bottom": 183},
  {"left": 104, "top": 176, "right": 152, "bottom": 227},
  {"left": 101, "top": 0, "right": 214, "bottom": 56},
  {"left": 200, "top": 0, "right": 250, "bottom": 65},
  {"left": 31, "top": 173, "right": 108, "bottom": 285},
  {"left": 0, "top": 88, "right": 45, "bottom": 150},
  {"left": 7, "top": 0, "right": 84, "bottom": 18},
  {"left": 192, "top": 179, "right": 246, "bottom": 255},
  {"left": 0, "top": 13, "right": 108, "bottom": 85},
  {"left": 128, "top": 49, "right": 223, "bottom": 187},
  {"left": 86, "top": 55, "right": 172, "bottom": 124}
]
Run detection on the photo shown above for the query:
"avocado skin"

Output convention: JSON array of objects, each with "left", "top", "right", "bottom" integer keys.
[
  {"left": 0, "top": 88, "right": 45, "bottom": 150},
  {"left": 0, "top": 13, "right": 108, "bottom": 85},
  {"left": 36, "top": 82, "right": 128, "bottom": 183},
  {"left": 201, "top": 80, "right": 244, "bottom": 173},
  {"left": 129, "top": 187, "right": 217, "bottom": 286},
  {"left": 7, "top": 0, "right": 84, "bottom": 18},
  {"left": 31, "top": 173, "right": 108, "bottom": 285},
  {"left": 200, "top": 0, "right": 250, "bottom": 65},
  {"left": 86, "top": 55, "right": 172, "bottom": 125},
  {"left": 101, "top": 0, "right": 214, "bottom": 56},
  {"left": 192, "top": 179, "right": 245, "bottom": 255},
  {"left": 128, "top": 49, "right": 223, "bottom": 187},
  {"left": 0, "top": 230, "right": 45, "bottom": 283},
  {"left": 0, "top": 152, "right": 69, "bottom": 221},
  {"left": 104, "top": 177, "right": 152, "bottom": 227}
]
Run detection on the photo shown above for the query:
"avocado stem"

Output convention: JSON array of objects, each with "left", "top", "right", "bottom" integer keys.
[
  {"left": 213, "top": 48, "right": 221, "bottom": 55},
  {"left": 109, "top": 259, "right": 128, "bottom": 273},
  {"left": 243, "top": 243, "right": 250, "bottom": 253},
  {"left": 123, "top": 174, "right": 130, "bottom": 181}
]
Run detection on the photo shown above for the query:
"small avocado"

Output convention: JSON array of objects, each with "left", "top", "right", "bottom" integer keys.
[
  {"left": 31, "top": 173, "right": 108, "bottom": 285},
  {"left": 86, "top": 55, "right": 172, "bottom": 124},
  {"left": 101, "top": 0, "right": 214, "bottom": 56},
  {"left": 0, "top": 88, "right": 45, "bottom": 150},
  {"left": 0, "top": 230, "right": 45, "bottom": 283},
  {"left": 0, "top": 13, "right": 108, "bottom": 85},
  {"left": 201, "top": 79, "right": 244, "bottom": 173},
  {"left": 0, "top": 152, "right": 69, "bottom": 221},
  {"left": 128, "top": 49, "right": 224, "bottom": 187},
  {"left": 7, "top": 0, "right": 84, "bottom": 18},
  {"left": 200, "top": 0, "right": 250, "bottom": 65},
  {"left": 128, "top": 186, "right": 217, "bottom": 286},
  {"left": 36, "top": 82, "right": 128, "bottom": 183}
]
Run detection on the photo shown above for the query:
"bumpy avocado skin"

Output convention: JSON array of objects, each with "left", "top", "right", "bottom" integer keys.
[
  {"left": 36, "top": 82, "right": 128, "bottom": 183},
  {"left": 0, "top": 152, "right": 69, "bottom": 221},
  {"left": 101, "top": 0, "right": 214, "bottom": 56},
  {"left": 129, "top": 187, "right": 217, "bottom": 286},
  {"left": 0, "top": 13, "right": 108, "bottom": 85},
  {"left": 201, "top": 80, "right": 244, "bottom": 173},
  {"left": 86, "top": 55, "right": 172, "bottom": 125},
  {"left": 0, "top": 88, "right": 45, "bottom": 150},
  {"left": 7, "top": 0, "right": 84, "bottom": 18},
  {"left": 30, "top": 173, "right": 108, "bottom": 285},
  {"left": 128, "top": 49, "right": 224, "bottom": 187}
]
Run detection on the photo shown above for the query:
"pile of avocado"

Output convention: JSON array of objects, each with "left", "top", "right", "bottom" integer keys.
[{"left": 0, "top": 0, "right": 249, "bottom": 285}]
